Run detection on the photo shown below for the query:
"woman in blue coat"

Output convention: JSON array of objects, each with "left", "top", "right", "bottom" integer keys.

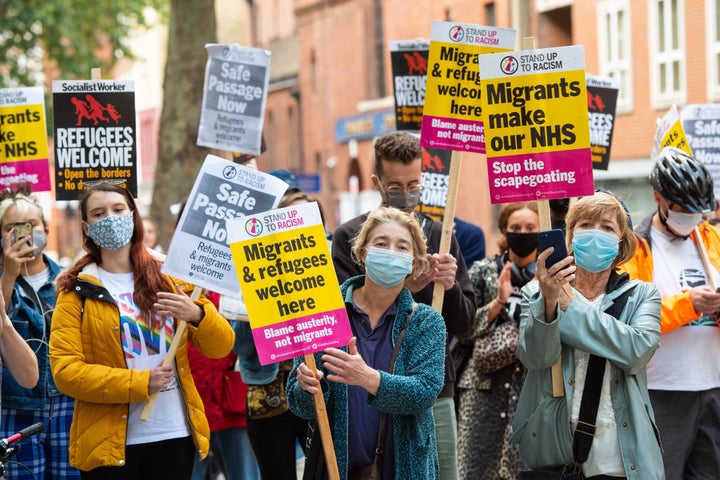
[
  {"left": 287, "top": 207, "right": 446, "bottom": 480},
  {"left": 512, "top": 192, "right": 664, "bottom": 479}
]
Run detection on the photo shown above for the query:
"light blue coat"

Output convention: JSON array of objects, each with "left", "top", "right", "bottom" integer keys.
[{"left": 511, "top": 275, "right": 665, "bottom": 480}]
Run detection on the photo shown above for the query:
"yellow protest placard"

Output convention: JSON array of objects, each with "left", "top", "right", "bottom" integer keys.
[
  {"left": 228, "top": 202, "right": 351, "bottom": 364},
  {"left": 0, "top": 87, "right": 50, "bottom": 191}
]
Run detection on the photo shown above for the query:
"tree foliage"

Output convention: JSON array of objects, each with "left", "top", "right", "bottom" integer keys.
[{"left": 0, "top": 0, "right": 166, "bottom": 87}]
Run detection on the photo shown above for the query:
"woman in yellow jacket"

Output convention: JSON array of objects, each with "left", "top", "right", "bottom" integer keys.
[{"left": 50, "top": 184, "right": 234, "bottom": 480}]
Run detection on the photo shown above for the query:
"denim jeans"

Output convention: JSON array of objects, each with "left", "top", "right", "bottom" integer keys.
[{"left": 191, "top": 427, "right": 260, "bottom": 480}]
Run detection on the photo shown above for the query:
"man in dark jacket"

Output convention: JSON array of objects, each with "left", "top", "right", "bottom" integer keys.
[{"left": 331, "top": 131, "right": 476, "bottom": 480}]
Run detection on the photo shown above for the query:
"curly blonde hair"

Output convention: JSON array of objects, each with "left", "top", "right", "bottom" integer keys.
[{"left": 351, "top": 206, "right": 428, "bottom": 278}]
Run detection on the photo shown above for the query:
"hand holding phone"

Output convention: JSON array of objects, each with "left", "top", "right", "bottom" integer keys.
[
  {"left": 11, "top": 222, "right": 34, "bottom": 257},
  {"left": 538, "top": 229, "right": 568, "bottom": 269}
]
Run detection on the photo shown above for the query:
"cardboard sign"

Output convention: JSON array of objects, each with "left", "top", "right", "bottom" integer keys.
[
  {"left": 228, "top": 202, "right": 351, "bottom": 365},
  {"left": 651, "top": 104, "right": 692, "bottom": 160},
  {"left": 479, "top": 45, "right": 594, "bottom": 203},
  {"left": 681, "top": 103, "right": 720, "bottom": 201},
  {"left": 586, "top": 75, "right": 619, "bottom": 170},
  {"left": 420, "top": 21, "right": 516, "bottom": 153},
  {"left": 52, "top": 80, "right": 137, "bottom": 200},
  {"left": 197, "top": 44, "right": 271, "bottom": 156},
  {"left": 390, "top": 39, "right": 430, "bottom": 131},
  {"left": 0, "top": 87, "right": 50, "bottom": 192},
  {"left": 416, "top": 147, "right": 452, "bottom": 222},
  {"left": 162, "top": 154, "right": 288, "bottom": 297}
]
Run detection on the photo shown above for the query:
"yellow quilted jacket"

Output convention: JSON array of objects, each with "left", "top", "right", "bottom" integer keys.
[{"left": 49, "top": 263, "right": 235, "bottom": 471}]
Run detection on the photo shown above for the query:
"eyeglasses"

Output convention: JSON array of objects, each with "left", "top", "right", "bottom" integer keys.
[{"left": 381, "top": 184, "right": 424, "bottom": 199}]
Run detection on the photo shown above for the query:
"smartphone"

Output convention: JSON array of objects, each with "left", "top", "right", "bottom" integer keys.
[
  {"left": 538, "top": 229, "right": 568, "bottom": 269},
  {"left": 12, "top": 222, "right": 33, "bottom": 256}
]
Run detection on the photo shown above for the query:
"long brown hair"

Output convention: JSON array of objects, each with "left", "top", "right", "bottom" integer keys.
[{"left": 56, "top": 184, "right": 173, "bottom": 320}]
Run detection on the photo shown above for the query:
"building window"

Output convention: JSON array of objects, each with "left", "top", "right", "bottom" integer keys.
[
  {"left": 484, "top": 2, "right": 496, "bottom": 26},
  {"left": 648, "top": 0, "right": 686, "bottom": 108},
  {"left": 707, "top": 0, "right": 720, "bottom": 99},
  {"left": 598, "top": 1, "right": 633, "bottom": 113},
  {"left": 535, "top": 0, "right": 573, "bottom": 12}
]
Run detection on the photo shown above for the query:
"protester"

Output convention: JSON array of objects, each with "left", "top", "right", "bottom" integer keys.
[
  {"left": 456, "top": 202, "right": 539, "bottom": 480},
  {"left": 513, "top": 191, "right": 663, "bottom": 479},
  {"left": 231, "top": 190, "right": 323, "bottom": 480},
  {"left": 49, "top": 183, "right": 235, "bottom": 479},
  {"left": 281, "top": 189, "right": 333, "bottom": 243},
  {"left": 619, "top": 146, "right": 720, "bottom": 479},
  {"left": 165, "top": 199, "right": 260, "bottom": 480},
  {"left": 331, "top": 131, "right": 475, "bottom": 480},
  {"left": 549, "top": 198, "right": 570, "bottom": 232},
  {"left": 141, "top": 217, "right": 163, "bottom": 253},
  {"left": 0, "top": 185, "right": 78, "bottom": 480},
  {"left": 453, "top": 217, "right": 486, "bottom": 268},
  {"left": 188, "top": 293, "right": 259, "bottom": 480},
  {"left": 289, "top": 206, "right": 446, "bottom": 479},
  {"left": 268, "top": 169, "right": 301, "bottom": 202}
]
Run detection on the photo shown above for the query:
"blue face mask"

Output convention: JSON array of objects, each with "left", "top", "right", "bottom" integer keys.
[
  {"left": 571, "top": 229, "right": 619, "bottom": 273},
  {"left": 364, "top": 246, "right": 413, "bottom": 288},
  {"left": 87, "top": 214, "right": 134, "bottom": 250}
]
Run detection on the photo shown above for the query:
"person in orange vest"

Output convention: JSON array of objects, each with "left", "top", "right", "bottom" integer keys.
[{"left": 619, "top": 146, "right": 720, "bottom": 479}]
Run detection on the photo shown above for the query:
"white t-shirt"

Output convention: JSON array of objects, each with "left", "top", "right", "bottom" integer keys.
[
  {"left": 570, "top": 291, "right": 625, "bottom": 477},
  {"left": 647, "top": 227, "right": 720, "bottom": 391},
  {"left": 98, "top": 268, "right": 191, "bottom": 445},
  {"left": 23, "top": 267, "right": 50, "bottom": 291}
]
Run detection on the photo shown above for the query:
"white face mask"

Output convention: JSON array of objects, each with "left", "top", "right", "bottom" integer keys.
[{"left": 666, "top": 209, "right": 703, "bottom": 237}]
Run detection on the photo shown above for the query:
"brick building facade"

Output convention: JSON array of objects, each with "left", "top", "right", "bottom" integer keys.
[{"left": 242, "top": 0, "right": 720, "bottom": 252}]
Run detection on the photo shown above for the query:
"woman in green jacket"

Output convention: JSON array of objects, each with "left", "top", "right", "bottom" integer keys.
[{"left": 288, "top": 207, "right": 446, "bottom": 480}]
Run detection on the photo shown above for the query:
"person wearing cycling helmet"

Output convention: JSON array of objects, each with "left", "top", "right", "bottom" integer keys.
[{"left": 619, "top": 146, "right": 720, "bottom": 479}]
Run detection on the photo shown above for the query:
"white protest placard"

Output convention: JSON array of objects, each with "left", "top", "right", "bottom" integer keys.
[
  {"left": 227, "top": 202, "right": 351, "bottom": 364},
  {"left": 681, "top": 103, "right": 720, "bottom": 201},
  {"left": 162, "top": 154, "right": 288, "bottom": 297},
  {"left": 197, "top": 44, "right": 271, "bottom": 155}
]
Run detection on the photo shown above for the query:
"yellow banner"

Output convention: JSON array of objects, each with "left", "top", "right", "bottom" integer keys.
[
  {"left": 660, "top": 119, "right": 692, "bottom": 156},
  {"left": 481, "top": 68, "right": 589, "bottom": 155},
  {"left": 229, "top": 217, "right": 343, "bottom": 329},
  {"left": 1, "top": 103, "right": 48, "bottom": 161}
]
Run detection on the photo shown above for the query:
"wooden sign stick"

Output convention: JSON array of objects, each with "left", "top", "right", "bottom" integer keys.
[
  {"left": 538, "top": 198, "right": 564, "bottom": 397},
  {"left": 695, "top": 226, "right": 717, "bottom": 291},
  {"left": 304, "top": 353, "right": 340, "bottom": 480},
  {"left": 431, "top": 150, "right": 463, "bottom": 312},
  {"left": 520, "top": 36, "right": 564, "bottom": 398},
  {"left": 140, "top": 286, "right": 203, "bottom": 421}
]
